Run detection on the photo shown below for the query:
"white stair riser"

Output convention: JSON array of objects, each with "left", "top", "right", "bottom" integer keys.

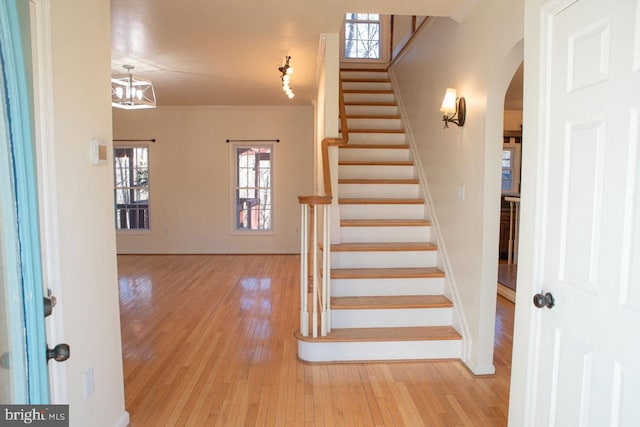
[
  {"left": 332, "top": 307, "right": 452, "bottom": 328},
  {"left": 331, "top": 251, "right": 437, "bottom": 269},
  {"left": 339, "top": 147, "right": 410, "bottom": 162},
  {"left": 339, "top": 165, "right": 415, "bottom": 180},
  {"left": 338, "top": 149, "right": 411, "bottom": 162},
  {"left": 342, "top": 81, "right": 392, "bottom": 90},
  {"left": 349, "top": 132, "right": 406, "bottom": 145},
  {"left": 346, "top": 118, "right": 402, "bottom": 130},
  {"left": 346, "top": 132, "right": 406, "bottom": 145},
  {"left": 345, "top": 105, "right": 399, "bottom": 116},
  {"left": 331, "top": 277, "right": 445, "bottom": 297},
  {"left": 340, "top": 226, "right": 432, "bottom": 243},
  {"left": 340, "top": 204, "right": 425, "bottom": 220},
  {"left": 344, "top": 93, "right": 395, "bottom": 103},
  {"left": 339, "top": 183, "right": 420, "bottom": 199},
  {"left": 297, "top": 339, "right": 461, "bottom": 362},
  {"left": 341, "top": 71, "right": 389, "bottom": 80}
]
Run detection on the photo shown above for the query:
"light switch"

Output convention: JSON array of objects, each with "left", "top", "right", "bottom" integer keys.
[
  {"left": 90, "top": 138, "right": 108, "bottom": 165},
  {"left": 457, "top": 185, "right": 465, "bottom": 202}
]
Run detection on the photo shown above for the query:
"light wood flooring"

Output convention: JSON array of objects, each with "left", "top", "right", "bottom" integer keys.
[{"left": 118, "top": 254, "right": 513, "bottom": 426}]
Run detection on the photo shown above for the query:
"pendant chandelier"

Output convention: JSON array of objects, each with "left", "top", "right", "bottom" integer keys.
[
  {"left": 111, "top": 65, "right": 157, "bottom": 109},
  {"left": 278, "top": 56, "right": 295, "bottom": 99}
]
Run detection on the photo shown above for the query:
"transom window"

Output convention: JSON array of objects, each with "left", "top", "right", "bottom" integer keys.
[
  {"left": 344, "top": 13, "right": 381, "bottom": 59},
  {"left": 114, "top": 146, "right": 150, "bottom": 230},
  {"left": 234, "top": 145, "right": 273, "bottom": 231}
]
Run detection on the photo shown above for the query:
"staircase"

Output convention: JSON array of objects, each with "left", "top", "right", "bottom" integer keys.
[{"left": 296, "top": 69, "right": 462, "bottom": 362}]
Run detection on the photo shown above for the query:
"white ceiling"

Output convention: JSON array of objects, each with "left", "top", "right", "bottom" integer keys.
[{"left": 111, "top": 0, "right": 473, "bottom": 106}]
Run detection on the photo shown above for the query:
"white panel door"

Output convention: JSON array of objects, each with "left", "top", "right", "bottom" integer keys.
[{"left": 530, "top": 0, "right": 640, "bottom": 425}]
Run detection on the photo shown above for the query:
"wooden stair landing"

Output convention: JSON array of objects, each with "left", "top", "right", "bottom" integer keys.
[
  {"left": 332, "top": 295, "right": 452, "bottom": 309},
  {"left": 296, "top": 325, "right": 461, "bottom": 343}
]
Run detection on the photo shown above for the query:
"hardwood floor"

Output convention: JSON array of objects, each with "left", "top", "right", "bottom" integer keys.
[{"left": 118, "top": 254, "right": 513, "bottom": 426}]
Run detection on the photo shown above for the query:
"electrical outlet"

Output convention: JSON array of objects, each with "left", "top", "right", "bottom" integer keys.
[{"left": 83, "top": 367, "right": 94, "bottom": 398}]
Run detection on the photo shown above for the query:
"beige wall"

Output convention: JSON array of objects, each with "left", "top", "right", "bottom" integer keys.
[
  {"left": 391, "top": 0, "right": 523, "bottom": 374},
  {"left": 392, "top": 15, "right": 414, "bottom": 59},
  {"left": 504, "top": 109, "right": 523, "bottom": 131},
  {"left": 112, "top": 106, "right": 314, "bottom": 254},
  {"left": 43, "top": 0, "right": 127, "bottom": 424}
]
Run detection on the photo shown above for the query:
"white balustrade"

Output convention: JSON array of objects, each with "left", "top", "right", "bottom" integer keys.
[
  {"left": 299, "top": 202, "right": 331, "bottom": 337},
  {"left": 505, "top": 196, "right": 520, "bottom": 265}
]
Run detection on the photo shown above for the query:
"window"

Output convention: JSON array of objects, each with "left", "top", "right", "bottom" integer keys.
[
  {"left": 502, "top": 149, "right": 514, "bottom": 191},
  {"left": 501, "top": 143, "right": 521, "bottom": 193},
  {"left": 234, "top": 145, "right": 272, "bottom": 231},
  {"left": 114, "top": 146, "right": 150, "bottom": 230},
  {"left": 344, "top": 13, "right": 381, "bottom": 59}
]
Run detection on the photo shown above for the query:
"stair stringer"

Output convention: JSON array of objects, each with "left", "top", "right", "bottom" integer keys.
[{"left": 388, "top": 71, "right": 480, "bottom": 374}]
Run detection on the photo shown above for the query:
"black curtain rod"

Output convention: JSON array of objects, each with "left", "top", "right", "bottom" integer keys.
[
  {"left": 113, "top": 138, "right": 156, "bottom": 143},
  {"left": 226, "top": 139, "right": 280, "bottom": 143}
]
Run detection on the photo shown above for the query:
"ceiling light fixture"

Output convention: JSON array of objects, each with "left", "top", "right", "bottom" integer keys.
[
  {"left": 278, "top": 56, "right": 295, "bottom": 99},
  {"left": 111, "top": 65, "right": 157, "bottom": 110},
  {"left": 440, "top": 88, "right": 466, "bottom": 128}
]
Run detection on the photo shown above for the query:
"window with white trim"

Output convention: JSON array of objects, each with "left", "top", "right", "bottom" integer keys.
[
  {"left": 344, "top": 13, "right": 381, "bottom": 59},
  {"left": 114, "top": 146, "right": 150, "bottom": 230},
  {"left": 234, "top": 145, "right": 273, "bottom": 231},
  {"left": 501, "top": 142, "right": 521, "bottom": 193}
]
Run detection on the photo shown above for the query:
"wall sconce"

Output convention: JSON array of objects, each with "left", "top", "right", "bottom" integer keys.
[
  {"left": 440, "top": 88, "right": 465, "bottom": 128},
  {"left": 278, "top": 56, "right": 295, "bottom": 99}
]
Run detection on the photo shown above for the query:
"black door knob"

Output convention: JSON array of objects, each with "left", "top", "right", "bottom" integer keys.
[
  {"left": 47, "top": 343, "right": 70, "bottom": 362},
  {"left": 44, "top": 296, "right": 56, "bottom": 317},
  {"left": 533, "top": 292, "right": 555, "bottom": 309}
]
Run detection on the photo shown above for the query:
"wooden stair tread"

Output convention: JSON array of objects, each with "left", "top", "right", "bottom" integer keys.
[
  {"left": 338, "top": 160, "right": 413, "bottom": 166},
  {"left": 341, "top": 219, "right": 432, "bottom": 227},
  {"left": 344, "top": 101, "right": 397, "bottom": 106},
  {"left": 331, "top": 267, "right": 444, "bottom": 279},
  {"left": 343, "top": 89, "right": 394, "bottom": 94},
  {"left": 296, "top": 326, "right": 461, "bottom": 343},
  {"left": 339, "top": 198, "right": 424, "bottom": 205},
  {"left": 329, "top": 242, "right": 437, "bottom": 252},
  {"left": 346, "top": 114, "right": 401, "bottom": 119},
  {"left": 340, "top": 68, "right": 388, "bottom": 72},
  {"left": 339, "top": 144, "right": 408, "bottom": 149},
  {"left": 332, "top": 295, "right": 452, "bottom": 309},
  {"left": 348, "top": 129, "right": 405, "bottom": 134},
  {"left": 342, "top": 78, "right": 391, "bottom": 83},
  {"left": 338, "top": 178, "right": 419, "bottom": 184}
]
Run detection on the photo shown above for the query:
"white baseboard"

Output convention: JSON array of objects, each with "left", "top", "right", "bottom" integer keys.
[{"left": 463, "top": 358, "right": 496, "bottom": 376}]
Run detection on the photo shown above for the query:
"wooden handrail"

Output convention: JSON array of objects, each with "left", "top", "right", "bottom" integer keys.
[{"left": 297, "top": 83, "right": 349, "bottom": 205}]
